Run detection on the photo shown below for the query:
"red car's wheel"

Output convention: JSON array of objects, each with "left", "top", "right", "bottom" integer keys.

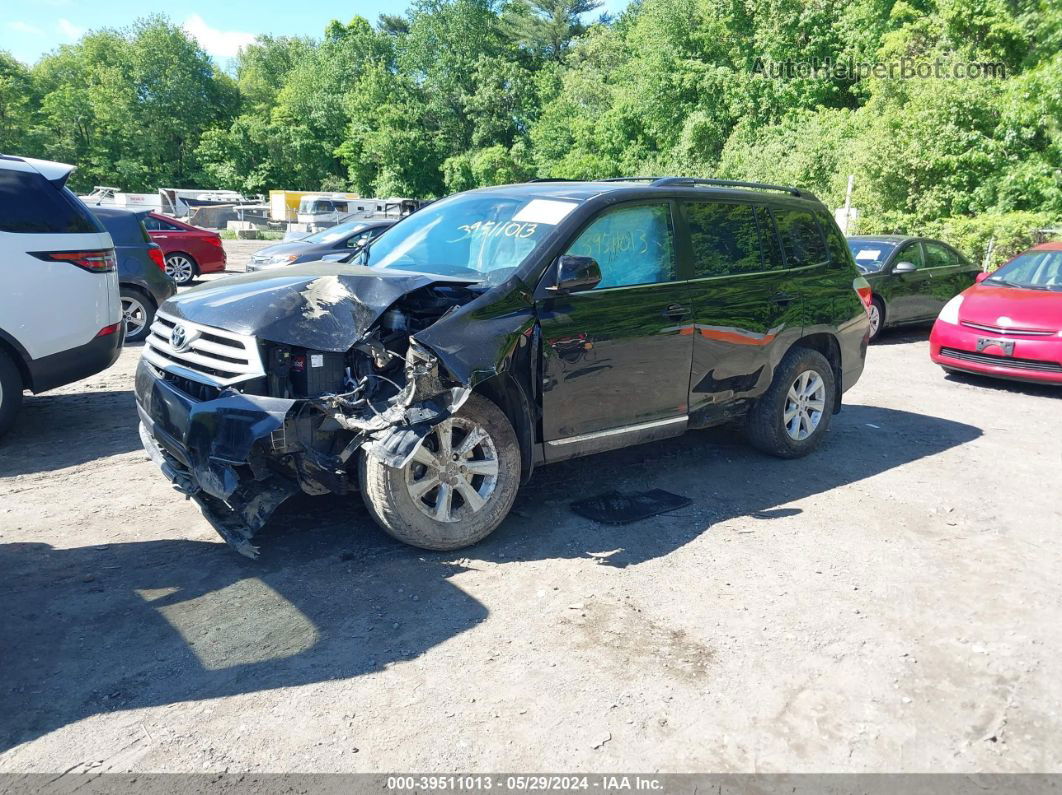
[{"left": 164, "top": 253, "right": 197, "bottom": 286}]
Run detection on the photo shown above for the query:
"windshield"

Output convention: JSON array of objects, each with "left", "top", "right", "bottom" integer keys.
[
  {"left": 364, "top": 192, "right": 580, "bottom": 283},
  {"left": 303, "top": 220, "right": 368, "bottom": 245},
  {"left": 985, "top": 249, "right": 1062, "bottom": 291},
  {"left": 847, "top": 240, "right": 896, "bottom": 274}
]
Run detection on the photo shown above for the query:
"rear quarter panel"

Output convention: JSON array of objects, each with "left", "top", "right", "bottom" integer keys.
[{"left": 0, "top": 229, "right": 118, "bottom": 360}]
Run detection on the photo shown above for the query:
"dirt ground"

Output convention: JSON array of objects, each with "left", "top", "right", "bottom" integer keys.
[{"left": 1, "top": 241, "right": 1060, "bottom": 773}]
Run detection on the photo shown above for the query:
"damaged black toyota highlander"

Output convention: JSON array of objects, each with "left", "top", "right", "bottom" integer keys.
[{"left": 135, "top": 178, "right": 870, "bottom": 557}]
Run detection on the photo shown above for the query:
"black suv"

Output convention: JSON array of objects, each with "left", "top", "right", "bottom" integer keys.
[{"left": 134, "top": 178, "right": 870, "bottom": 557}]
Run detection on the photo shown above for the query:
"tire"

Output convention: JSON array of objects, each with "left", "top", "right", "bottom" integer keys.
[
  {"left": 745, "top": 346, "right": 837, "bottom": 459},
  {"left": 164, "top": 253, "right": 197, "bottom": 286},
  {"left": 359, "top": 393, "right": 521, "bottom": 551},
  {"left": 868, "top": 297, "right": 885, "bottom": 342},
  {"left": 0, "top": 347, "right": 23, "bottom": 440},
  {"left": 120, "top": 287, "right": 156, "bottom": 343}
]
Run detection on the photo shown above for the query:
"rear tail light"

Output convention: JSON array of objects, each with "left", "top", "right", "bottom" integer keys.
[
  {"left": 30, "top": 249, "right": 117, "bottom": 273},
  {"left": 205, "top": 236, "right": 223, "bottom": 248},
  {"left": 148, "top": 246, "right": 166, "bottom": 271},
  {"left": 96, "top": 323, "right": 121, "bottom": 337},
  {"left": 853, "top": 276, "right": 873, "bottom": 314}
]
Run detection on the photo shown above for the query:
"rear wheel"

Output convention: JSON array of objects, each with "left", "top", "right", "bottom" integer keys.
[
  {"left": 359, "top": 393, "right": 521, "bottom": 550},
  {"left": 745, "top": 346, "right": 837, "bottom": 458},
  {"left": 868, "top": 297, "right": 885, "bottom": 342},
  {"left": 0, "top": 347, "right": 24, "bottom": 440},
  {"left": 120, "top": 287, "right": 155, "bottom": 343},
  {"left": 164, "top": 253, "right": 197, "bottom": 286}
]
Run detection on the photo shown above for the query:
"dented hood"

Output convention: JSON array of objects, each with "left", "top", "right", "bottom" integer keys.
[{"left": 161, "top": 262, "right": 476, "bottom": 352}]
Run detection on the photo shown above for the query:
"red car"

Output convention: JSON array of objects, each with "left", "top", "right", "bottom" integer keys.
[
  {"left": 143, "top": 212, "right": 226, "bottom": 286},
  {"left": 930, "top": 241, "right": 1062, "bottom": 385}
]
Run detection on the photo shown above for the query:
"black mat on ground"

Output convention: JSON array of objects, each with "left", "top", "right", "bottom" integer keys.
[{"left": 569, "top": 489, "right": 692, "bottom": 525}]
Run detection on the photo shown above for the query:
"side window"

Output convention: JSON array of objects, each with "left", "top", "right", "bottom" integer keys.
[
  {"left": 684, "top": 201, "right": 763, "bottom": 277},
  {"left": 923, "top": 241, "right": 957, "bottom": 269},
  {"left": 757, "top": 207, "right": 786, "bottom": 270},
  {"left": 565, "top": 203, "right": 676, "bottom": 289},
  {"left": 161, "top": 219, "right": 183, "bottom": 231},
  {"left": 816, "top": 211, "right": 853, "bottom": 267},
  {"left": 894, "top": 242, "right": 924, "bottom": 268},
  {"left": 0, "top": 170, "right": 104, "bottom": 234},
  {"left": 773, "top": 208, "right": 829, "bottom": 268},
  {"left": 346, "top": 231, "right": 372, "bottom": 248},
  {"left": 143, "top": 215, "right": 162, "bottom": 231}
]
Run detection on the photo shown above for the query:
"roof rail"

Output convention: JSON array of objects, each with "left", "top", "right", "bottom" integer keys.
[
  {"left": 597, "top": 176, "right": 664, "bottom": 183},
  {"left": 650, "top": 177, "right": 812, "bottom": 199},
  {"left": 525, "top": 177, "right": 577, "bottom": 183}
]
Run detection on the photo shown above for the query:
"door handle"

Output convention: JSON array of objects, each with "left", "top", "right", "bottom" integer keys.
[
  {"left": 771, "top": 291, "right": 795, "bottom": 306},
  {"left": 662, "top": 303, "right": 690, "bottom": 320}
]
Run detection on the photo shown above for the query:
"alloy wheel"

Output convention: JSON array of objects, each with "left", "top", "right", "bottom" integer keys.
[
  {"left": 404, "top": 417, "right": 500, "bottom": 523},
  {"left": 783, "top": 369, "right": 826, "bottom": 441},
  {"left": 869, "top": 303, "right": 882, "bottom": 338},
  {"left": 165, "top": 255, "right": 194, "bottom": 285},
  {"left": 121, "top": 296, "right": 148, "bottom": 340}
]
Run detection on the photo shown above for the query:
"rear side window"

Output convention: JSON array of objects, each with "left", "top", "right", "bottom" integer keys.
[
  {"left": 815, "top": 211, "right": 854, "bottom": 267},
  {"left": 144, "top": 216, "right": 183, "bottom": 232},
  {"left": 565, "top": 203, "right": 677, "bottom": 289},
  {"left": 773, "top": 208, "right": 829, "bottom": 268},
  {"left": 0, "top": 169, "right": 104, "bottom": 234},
  {"left": 94, "top": 211, "right": 150, "bottom": 245},
  {"left": 683, "top": 201, "right": 764, "bottom": 277}
]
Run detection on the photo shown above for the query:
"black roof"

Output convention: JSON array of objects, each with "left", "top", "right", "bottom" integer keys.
[
  {"left": 469, "top": 178, "right": 822, "bottom": 206},
  {"left": 88, "top": 204, "right": 147, "bottom": 219}
]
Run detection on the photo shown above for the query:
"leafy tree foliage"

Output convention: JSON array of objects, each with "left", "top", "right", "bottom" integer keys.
[{"left": 2, "top": 0, "right": 1058, "bottom": 254}]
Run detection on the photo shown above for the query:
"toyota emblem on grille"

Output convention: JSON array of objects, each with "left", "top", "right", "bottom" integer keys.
[{"left": 170, "top": 324, "right": 194, "bottom": 352}]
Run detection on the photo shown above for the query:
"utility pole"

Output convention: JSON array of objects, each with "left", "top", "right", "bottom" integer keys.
[{"left": 842, "top": 175, "right": 855, "bottom": 235}]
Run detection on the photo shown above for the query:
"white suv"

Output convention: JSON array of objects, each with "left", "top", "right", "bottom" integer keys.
[{"left": 0, "top": 155, "right": 122, "bottom": 438}]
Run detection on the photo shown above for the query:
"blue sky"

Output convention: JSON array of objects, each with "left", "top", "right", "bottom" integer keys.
[{"left": 1, "top": 0, "right": 629, "bottom": 67}]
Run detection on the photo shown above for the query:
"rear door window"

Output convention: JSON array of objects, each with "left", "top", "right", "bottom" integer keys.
[
  {"left": 923, "top": 241, "right": 958, "bottom": 269},
  {"left": 0, "top": 169, "right": 104, "bottom": 234},
  {"left": 773, "top": 208, "right": 829, "bottom": 268},
  {"left": 683, "top": 201, "right": 764, "bottom": 277},
  {"left": 565, "top": 203, "right": 677, "bottom": 289}
]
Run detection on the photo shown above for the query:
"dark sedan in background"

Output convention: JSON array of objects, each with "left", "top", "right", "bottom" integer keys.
[
  {"left": 89, "top": 206, "right": 176, "bottom": 342},
  {"left": 847, "top": 235, "right": 981, "bottom": 340},
  {"left": 246, "top": 219, "right": 395, "bottom": 272}
]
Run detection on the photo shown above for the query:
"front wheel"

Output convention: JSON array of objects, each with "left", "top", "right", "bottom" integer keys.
[
  {"left": 359, "top": 393, "right": 521, "bottom": 550},
  {"left": 164, "top": 253, "right": 197, "bottom": 286},
  {"left": 120, "top": 287, "right": 155, "bottom": 343},
  {"left": 745, "top": 346, "right": 837, "bottom": 458}
]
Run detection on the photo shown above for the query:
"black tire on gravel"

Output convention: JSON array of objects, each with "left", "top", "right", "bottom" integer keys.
[
  {"left": 359, "top": 393, "right": 521, "bottom": 550},
  {"left": 0, "top": 347, "right": 23, "bottom": 440},
  {"left": 745, "top": 346, "right": 837, "bottom": 459}
]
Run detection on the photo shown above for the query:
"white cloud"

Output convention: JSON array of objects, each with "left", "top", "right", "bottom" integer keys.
[
  {"left": 6, "top": 21, "right": 44, "bottom": 35},
  {"left": 57, "top": 18, "right": 83, "bottom": 40},
  {"left": 182, "top": 14, "right": 255, "bottom": 58}
]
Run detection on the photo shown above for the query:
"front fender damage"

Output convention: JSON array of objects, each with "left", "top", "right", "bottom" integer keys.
[{"left": 147, "top": 341, "right": 471, "bottom": 559}]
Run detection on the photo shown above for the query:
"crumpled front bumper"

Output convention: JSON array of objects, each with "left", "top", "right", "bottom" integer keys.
[{"left": 135, "top": 358, "right": 300, "bottom": 557}]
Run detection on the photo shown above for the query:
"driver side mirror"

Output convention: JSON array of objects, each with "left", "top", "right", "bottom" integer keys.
[
  {"left": 547, "top": 255, "right": 602, "bottom": 294},
  {"left": 975, "top": 271, "right": 989, "bottom": 283},
  {"left": 893, "top": 261, "right": 918, "bottom": 273}
]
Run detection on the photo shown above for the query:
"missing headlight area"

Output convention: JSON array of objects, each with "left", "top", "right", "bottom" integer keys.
[{"left": 137, "top": 274, "right": 485, "bottom": 558}]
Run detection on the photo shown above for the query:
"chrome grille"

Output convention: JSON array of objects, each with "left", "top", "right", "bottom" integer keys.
[
  {"left": 961, "top": 321, "right": 1055, "bottom": 336},
  {"left": 940, "top": 348, "right": 1062, "bottom": 373},
  {"left": 143, "top": 311, "right": 264, "bottom": 387}
]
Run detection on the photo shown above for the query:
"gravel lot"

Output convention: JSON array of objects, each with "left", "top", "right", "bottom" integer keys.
[{"left": 1, "top": 240, "right": 1060, "bottom": 773}]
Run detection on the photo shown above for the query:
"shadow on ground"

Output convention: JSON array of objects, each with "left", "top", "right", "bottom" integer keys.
[
  {"left": 0, "top": 404, "right": 981, "bottom": 752},
  {"left": 0, "top": 389, "right": 140, "bottom": 476}
]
